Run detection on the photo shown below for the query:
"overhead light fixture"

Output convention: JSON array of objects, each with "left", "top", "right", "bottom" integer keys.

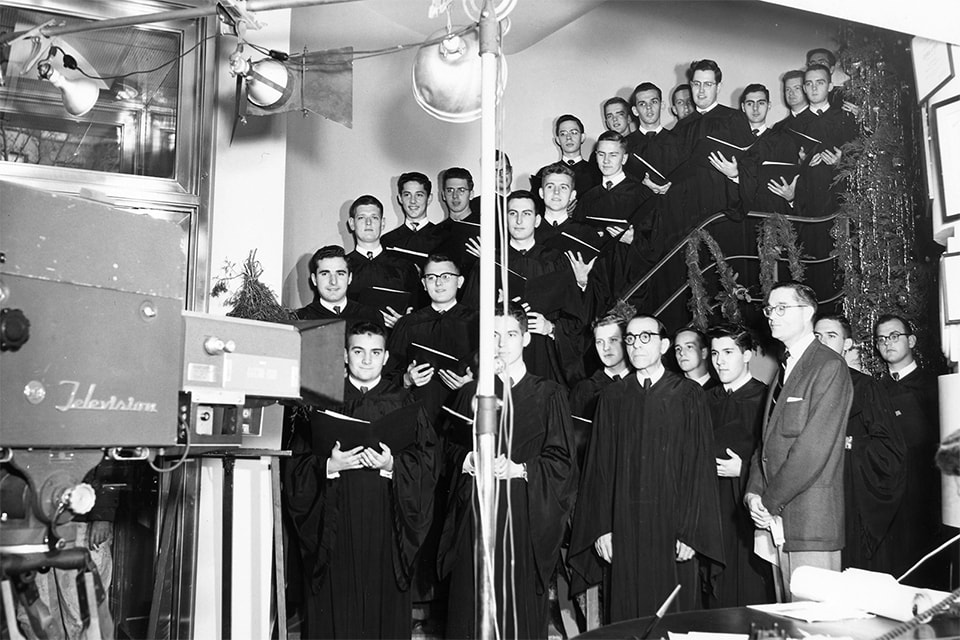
[
  {"left": 229, "top": 48, "right": 293, "bottom": 109},
  {"left": 36, "top": 46, "right": 99, "bottom": 117},
  {"left": 412, "top": 26, "right": 506, "bottom": 123}
]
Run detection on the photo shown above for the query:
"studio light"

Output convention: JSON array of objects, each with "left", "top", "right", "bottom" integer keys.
[
  {"left": 412, "top": 26, "right": 506, "bottom": 123},
  {"left": 229, "top": 50, "right": 293, "bottom": 109},
  {"left": 36, "top": 47, "right": 100, "bottom": 117}
]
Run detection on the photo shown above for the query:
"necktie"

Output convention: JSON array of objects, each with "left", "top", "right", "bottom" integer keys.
[
  {"left": 333, "top": 305, "right": 341, "bottom": 315},
  {"left": 643, "top": 377, "right": 651, "bottom": 390},
  {"left": 891, "top": 371, "right": 900, "bottom": 381},
  {"left": 605, "top": 180, "right": 613, "bottom": 191},
  {"left": 814, "top": 109, "right": 823, "bottom": 116},
  {"left": 567, "top": 159, "right": 576, "bottom": 166},
  {"left": 645, "top": 131, "right": 655, "bottom": 138},
  {"left": 367, "top": 251, "right": 374, "bottom": 259},
  {"left": 752, "top": 129, "right": 760, "bottom": 137},
  {"left": 768, "top": 350, "right": 789, "bottom": 416},
  {"left": 726, "top": 388, "right": 734, "bottom": 396},
  {"left": 410, "top": 222, "right": 419, "bottom": 231},
  {"left": 551, "top": 220, "right": 559, "bottom": 227},
  {"left": 360, "top": 386, "right": 368, "bottom": 394}
]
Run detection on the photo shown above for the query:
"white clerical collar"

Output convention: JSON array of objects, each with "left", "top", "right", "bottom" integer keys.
[
  {"left": 499, "top": 362, "right": 527, "bottom": 387},
  {"left": 639, "top": 125, "right": 663, "bottom": 135},
  {"left": 603, "top": 171, "right": 626, "bottom": 188},
  {"left": 562, "top": 155, "right": 584, "bottom": 164},
  {"left": 697, "top": 101, "right": 719, "bottom": 114},
  {"left": 791, "top": 105, "right": 809, "bottom": 116},
  {"left": 724, "top": 372, "right": 753, "bottom": 394},
  {"left": 889, "top": 360, "right": 917, "bottom": 379},
  {"left": 635, "top": 363, "right": 665, "bottom": 387},
  {"left": 357, "top": 244, "right": 383, "bottom": 259},
  {"left": 319, "top": 298, "right": 347, "bottom": 313},
  {"left": 348, "top": 375, "right": 380, "bottom": 391},
  {"left": 691, "top": 371, "right": 712, "bottom": 387},
  {"left": 543, "top": 211, "right": 569, "bottom": 226}
]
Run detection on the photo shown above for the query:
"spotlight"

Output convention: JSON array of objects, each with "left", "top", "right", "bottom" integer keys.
[
  {"left": 229, "top": 50, "right": 292, "bottom": 109},
  {"left": 36, "top": 47, "right": 99, "bottom": 117}
]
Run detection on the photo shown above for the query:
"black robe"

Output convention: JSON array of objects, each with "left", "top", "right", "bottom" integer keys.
[
  {"left": 386, "top": 302, "right": 479, "bottom": 418},
  {"left": 462, "top": 243, "right": 586, "bottom": 387},
  {"left": 568, "top": 371, "right": 723, "bottom": 621},
  {"left": 382, "top": 221, "right": 445, "bottom": 258},
  {"left": 294, "top": 299, "right": 384, "bottom": 333},
  {"left": 530, "top": 158, "right": 602, "bottom": 203},
  {"left": 345, "top": 249, "right": 421, "bottom": 304},
  {"left": 843, "top": 369, "right": 906, "bottom": 573},
  {"left": 438, "top": 375, "right": 577, "bottom": 639},
  {"left": 705, "top": 378, "right": 774, "bottom": 608},
  {"left": 568, "top": 368, "right": 624, "bottom": 469},
  {"left": 879, "top": 367, "right": 951, "bottom": 589},
  {"left": 284, "top": 381, "right": 438, "bottom": 639}
]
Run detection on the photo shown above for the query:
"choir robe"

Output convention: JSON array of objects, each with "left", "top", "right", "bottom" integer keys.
[
  {"left": 382, "top": 220, "right": 445, "bottom": 257},
  {"left": 295, "top": 299, "right": 384, "bottom": 332},
  {"left": 568, "top": 371, "right": 723, "bottom": 620},
  {"left": 879, "top": 367, "right": 951, "bottom": 589},
  {"left": 345, "top": 249, "right": 421, "bottom": 304},
  {"left": 843, "top": 369, "right": 906, "bottom": 573},
  {"left": 284, "top": 381, "right": 439, "bottom": 639},
  {"left": 462, "top": 243, "right": 586, "bottom": 387},
  {"left": 623, "top": 128, "right": 678, "bottom": 183},
  {"left": 771, "top": 108, "right": 816, "bottom": 135},
  {"left": 434, "top": 216, "right": 481, "bottom": 280},
  {"left": 438, "top": 375, "right": 577, "bottom": 639},
  {"left": 705, "top": 379, "right": 774, "bottom": 608},
  {"left": 568, "top": 368, "right": 625, "bottom": 469},
  {"left": 386, "top": 302, "right": 479, "bottom": 419},
  {"left": 574, "top": 177, "right": 658, "bottom": 311}
]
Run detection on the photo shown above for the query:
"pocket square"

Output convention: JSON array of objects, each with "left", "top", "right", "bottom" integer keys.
[{"left": 786, "top": 396, "right": 804, "bottom": 402}]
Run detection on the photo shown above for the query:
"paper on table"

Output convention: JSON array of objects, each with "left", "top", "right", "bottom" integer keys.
[{"left": 747, "top": 601, "right": 874, "bottom": 623}]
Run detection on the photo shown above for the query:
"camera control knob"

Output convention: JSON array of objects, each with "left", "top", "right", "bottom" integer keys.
[
  {"left": 63, "top": 482, "right": 97, "bottom": 515},
  {"left": 0, "top": 308, "right": 30, "bottom": 351}
]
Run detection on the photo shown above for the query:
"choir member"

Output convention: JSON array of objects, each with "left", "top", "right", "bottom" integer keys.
[
  {"left": 295, "top": 245, "right": 384, "bottom": 331},
  {"left": 703, "top": 323, "right": 773, "bottom": 607},
  {"left": 439, "top": 303, "right": 576, "bottom": 639},
  {"left": 674, "top": 326, "right": 719, "bottom": 389},
  {"left": 530, "top": 114, "right": 602, "bottom": 199},
  {"left": 435, "top": 167, "right": 480, "bottom": 278},
  {"left": 569, "top": 314, "right": 723, "bottom": 620},
  {"left": 382, "top": 171, "right": 444, "bottom": 257},
  {"left": 670, "top": 84, "right": 694, "bottom": 125},
  {"left": 284, "top": 322, "right": 438, "bottom": 639}
]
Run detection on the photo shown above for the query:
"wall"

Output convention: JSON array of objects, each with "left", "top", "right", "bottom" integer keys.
[{"left": 282, "top": 0, "right": 839, "bottom": 307}]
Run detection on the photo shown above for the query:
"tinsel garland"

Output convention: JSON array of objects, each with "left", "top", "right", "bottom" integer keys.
[
  {"left": 834, "top": 24, "right": 935, "bottom": 372},
  {"left": 211, "top": 250, "right": 296, "bottom": 323},
  {"left": 684, "top": 229, "right": 744, "bottom": 329},
  {"left": 757, "top": 215, "right": 805, "bottom": 299}
]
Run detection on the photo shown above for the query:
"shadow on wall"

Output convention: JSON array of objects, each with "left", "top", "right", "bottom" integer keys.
[{"left": 283, "top": 198, "right": 356, "bottom": 308}]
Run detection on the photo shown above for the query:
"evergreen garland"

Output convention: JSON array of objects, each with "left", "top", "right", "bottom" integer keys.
[
  {"left": 834, "top": 24, "right": 937, "bottom": 372},
  {"left": 757, "top": 215, "right": 805, "bottom": 299},
  {"left": 684, "top": 229, "right": 745, "bottom": 329}
]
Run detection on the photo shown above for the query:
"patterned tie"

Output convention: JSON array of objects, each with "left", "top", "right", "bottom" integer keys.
[
  {"left": 333, "top": 305, "right": 341, "bottom": 315},
  {"left": 605, "top": 180, "right": 613, "bottom": 191}
]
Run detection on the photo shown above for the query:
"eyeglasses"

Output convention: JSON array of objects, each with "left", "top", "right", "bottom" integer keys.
[
  {"left": 443, "top": 187, "right": 469, "bottom": 196},
  {"left": 423, "top": 272, "right": 459, "bottom": 284},
  {"left": 690, "top": 81, "right": 717, "bottom": 90},
  {"left": 624, "top": 331, "right": 660, "bottom": 345},
  {"left": 762, "top": 303, "right": 807, "bottom": 317},
  {"left": 875, "top": 331, "right": 909, "bottom": 345}
]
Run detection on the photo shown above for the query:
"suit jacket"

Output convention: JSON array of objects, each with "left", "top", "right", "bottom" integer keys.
[{"left": 746, "top": 338, "right": 853, "bottom": 551}]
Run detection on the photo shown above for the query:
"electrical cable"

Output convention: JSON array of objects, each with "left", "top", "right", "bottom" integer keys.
[
  {"left": 148, "top": 414, "right": 192, "bottom": 473},
  {"left": 72, "top": 34, "right": 219, "bottom": 81}
]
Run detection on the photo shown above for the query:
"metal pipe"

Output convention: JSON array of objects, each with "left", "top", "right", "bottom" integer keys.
[
  {"left": 475, "top": 1, "right": 499, "bottom": 639},
  {"left": 0, "top": 0, "right": 363, "bottom": 44}
]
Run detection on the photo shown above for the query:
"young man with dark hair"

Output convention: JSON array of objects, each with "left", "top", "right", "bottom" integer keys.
[
  {"left": 772, "top": 70, "right": 814, "bottom": 134},
  {"left": 814, "top": 314, "right": 905, "bottom": 574},
  {"left": 383, "top": 171, "right": 444, "bottom": 257},
  {"left": 531, "top": 114, "right": 602, "bottom": 199},
  {"left": 602, "top": 97, "right": 633, "bottom": 136},
  {"left": 623, "top": 82, "right": 676, "bottom": 183},
  {"left": 671, "top": 84, "right": 694, "bottom": 124},
  {"left": 295, "top": 244, "right": 384, "bottom": 330},
  {"left": 435, "top": 167, "right": 482, "bottom": 279},
  {"left": 874, "top": 313, "right": 949, "bottom": 588},
  {"left": 569, "top": 313, "right": 722, "bottom": 620},
  {"left": 745, "top": 282, "right": 853, "bottom": 597},
  {"left": 469, "top": 149, "right": 513, "bottom": 219},
  {"left": 344, "top": 195, "right": 421, "bottom": 327},
  {"left": 464, "top": 190, "right": 587, "bottom": 387},
  {"left": 674, "top": 326, "right": 718, "bottom": 388},
  {"left": 284, "top": 321, "right": 438, "bottom": 639},
  {"left": 806, "top": 47, "right": 859, "bottom": 114},
  {"left": 704, "top": 323, "right": 772, "bottom": 607},
  {"left": 439, "top": 302, "right": 576, "bottom": 639}
]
